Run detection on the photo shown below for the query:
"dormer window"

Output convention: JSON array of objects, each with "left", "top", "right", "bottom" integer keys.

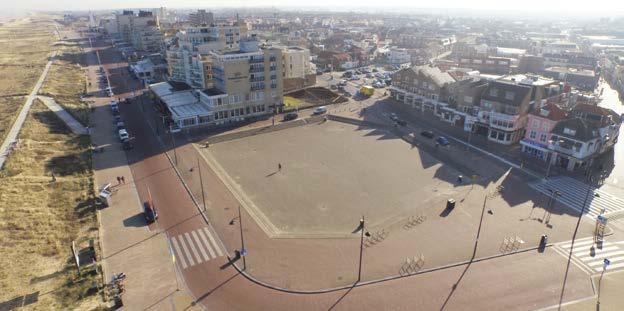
[
  {"left": 539, "top": 109, "right": 550, "bottom": 117},
  {"left": 563, "top": 127, "right": 576, "bottom": 136}
]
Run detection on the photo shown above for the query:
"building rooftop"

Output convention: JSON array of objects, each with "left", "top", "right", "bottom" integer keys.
[
  {"left": 530, "top": 103, "right": 567, "bottom": 121},
  {"left": 481, "top": 80, "right": 532, "bottom": 107},
  {"left": 201, "top": 88, "right": 226, "bottom": 96}
]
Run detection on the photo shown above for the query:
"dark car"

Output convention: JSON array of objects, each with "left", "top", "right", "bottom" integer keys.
[
  {"left": 389, "top": 113, "right": 398, "bottom": 121},
  {"left": 143, "top": 202, "right": 158, "bottom": 223},
  {"left": 420, "top": 130, "right": 435, "bottom": 139},
  {"left": 283, "top": 112, "right": 298, "bottom": 121},
  {"left": 122, "top": 140, "right": 133, "bottom": 150},
  {"left": 396, "top": 119, "right": 407, "bottom": 126},
  {"left": 436, "top": 136, "right": 450, "bottom": 146}
]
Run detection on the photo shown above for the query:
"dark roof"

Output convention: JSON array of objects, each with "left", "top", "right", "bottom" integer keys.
[
  {"left": 481, "top": 81, "right": 532, "bottom": 107},
  {"left": 168, "top": 81, "right": 192, "bottom": 92},
  {"left": 202, "top": 88, "right": 226, "bottom": 96},
  {"left": 573, "top": 104, "right": 622, "bottom": 125},
  {"left": 410, "top": 65, "right": 456, "bottom": 87},
  {"left": 530, "top": 103, "right": 567, "bottom": 121},
  {"left": 552, "top": 118, "right": 600, "bottom": 141}
]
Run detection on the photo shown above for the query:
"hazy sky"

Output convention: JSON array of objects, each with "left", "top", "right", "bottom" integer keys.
[{"left": 4, "top": 0, "right": 624, "bottom": 15}]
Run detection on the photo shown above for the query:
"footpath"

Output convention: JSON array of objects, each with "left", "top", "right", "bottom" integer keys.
[
  {"left": 0, "top": 51, "right": 57, "bottom": 169},
  {"left": 84, "top": 35, "right": 180, "bottom": 309}
]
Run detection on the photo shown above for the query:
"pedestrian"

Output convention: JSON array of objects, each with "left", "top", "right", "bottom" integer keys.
[
  {"left": 278, "top": 163, "right": 282, "bottom": 171},
  {"left": 121, "top": 176, "right": 125, "bottom": 184},
  {"left": 116, "top": 176, "right": 121, "bottom": 184},
  {"left": 51, "top": 173, "right": 56, "bottom": 182}
]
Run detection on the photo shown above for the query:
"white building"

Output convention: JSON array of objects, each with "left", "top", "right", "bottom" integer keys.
[
  {"left": 281, "top": 46, "right": 311, "bottom": 79},
  {"left": 388, "top": 47, "right": 411, "bottom": 65}
]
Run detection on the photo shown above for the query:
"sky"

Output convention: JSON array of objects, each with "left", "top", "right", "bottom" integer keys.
[{"left": 4, "top": 0, "right": 624, "bottom": 15}]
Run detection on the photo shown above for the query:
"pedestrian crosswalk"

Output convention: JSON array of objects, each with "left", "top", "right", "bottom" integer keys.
[
  {"left": 556, "top": 237, "right": 624, "bottom": 273},
  {"left": 530, "top": 176, "right": 624, "bottom": 219},
  {"left": 169, "top": 227, "right": 224, "bottom": 270}
]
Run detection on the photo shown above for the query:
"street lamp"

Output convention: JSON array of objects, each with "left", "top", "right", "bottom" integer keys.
[
  {"left": 597, "top": 258, "right": 610, "bottom": 308},
  {"left": 355, "top": 216, "right": 371, "bottom": 283},
  {"left": 229, "top": 205, "right": 246, "bottom": 270}
]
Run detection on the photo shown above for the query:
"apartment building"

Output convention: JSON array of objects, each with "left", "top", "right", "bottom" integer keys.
[
  {"left": 151, "top": 39, "right": 284, "bottom": 129},
  {"left": 390, "top": 65, "right": 456, "bottom": 115},
  {"left": 548, "top": 118, "right": 602, "bottom": 171},
  {"left": 475, "top": 80, "right": 532, "bottom": 145},
  {"left": 115, "top": 10, "right": 163, "bottom": 53},
  {"left": 166, "top": 23, "right": 247, "bottom": 88},
  {"left": 280, "top": 46, "right": 315, "bottom": 92},
  {"left": 458, "top": 56, "right": 511, "bottom": 75}
]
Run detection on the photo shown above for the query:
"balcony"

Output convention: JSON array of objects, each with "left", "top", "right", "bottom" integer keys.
[
  {"left": 251, "top": 83, "right": 265, "bottom": 91},
  {"left": 250, "top": 66, "right": 264, "bottom": 73},
  {"left": 269, "top": 66, "right": 277, "bottom": 71},
  {"left": 249, "top": 57, "right": 264, "bottom": 63},
  {"left": 269, "top": 56, "right": 277, "bottom": 62},
  {"left": 270, "top": 84, "right": 278, "bottom": 89},
  {"left": 249, "top": 76, "right": 265, "bottom": 82}
]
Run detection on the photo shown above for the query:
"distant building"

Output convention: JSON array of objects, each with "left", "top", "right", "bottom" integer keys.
[
  {"left": 543, "top": 67, "right": 599, "bottom": 91},
  {"left": 280, "top": 46, "right": 316, "bottom": 92},
  {"left": 389, "top": 65, "right": 456, "bottom": 116},
  {"left": 388, "top": 47, "right": 411, "bottom": 65},
  {"left": 189, "top": 9, "right": 214, "bottom": 26},
  {"left": 115, "top": 10, "right": 164, "bottom": 53},
  {"left": 457, "top": 56, "right": 511, "bottom": 75},
  {"left": 517, "top": 55, "right": 545, "bottom": 74}
]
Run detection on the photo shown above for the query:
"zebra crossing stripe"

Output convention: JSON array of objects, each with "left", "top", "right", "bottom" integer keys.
[
  {"left": 607, "top": 262, "right": 624, "bottom": 270},
  {"left": 559, "top": 239, "right": 595, "bottom": 250},
  {"left": 191, "top": 230, "right": 211, "bottom": 262},
  {"left": 197, "top": 228, "right": 216, "bottom": 258},
  {"left": 184, "top": 232, "right": 202, "bottom": 264},
  {"left": 178, "top": 234, "right": 196, "bottom": 266},
  {"left": 204, "top": 227, "right": 224, "bottom": 257},
  {"left": 171, "top": 236, "right": 188, "bottom": 269},
  {"left": 576, "top": 246, "right": 619, "bottom": 260}
]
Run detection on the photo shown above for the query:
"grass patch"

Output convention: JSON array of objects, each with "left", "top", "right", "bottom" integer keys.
[
  {"left": 0, "top": 65, "right": 45, "bottom": 96},
  {"left": 40, "top": 43, "right": 88, "bottom": 126},
  {"left": 283, "top": 96, "right": 304, "bottom": 111},
  {"left": 0, "top": 96, "right": 25, "bottom": 142},
  {"left": 0, "top": 100, "right": 102, "bottom": 309}
]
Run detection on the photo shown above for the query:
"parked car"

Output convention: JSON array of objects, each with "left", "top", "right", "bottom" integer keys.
[
  {"left": 122, "top": 140, "right": 133, "bottom": 150},
  {"left": 436, "top": 136, "right": 450, "bottom": 146},
  {"left": 396, "top": 119, "right": 407, "bottom": 126},
  {"left": 116, "top": 121, "right": 125, "bottom": 131},
  {"left": 389, "top": 113, "right": 398, "bottom": 121},
  {"left": 313, "top": 106, "right": 328, "bottom": 115},
  {"left": 283, "top": 112, "right": 298, "bottom": 121},
  {"left": 143, "top": 202, "right": 158, "bottom": 223},
  {"left": 110, "top": 101, "right": 119, "bottom": 112},
  {"left": 118, "top": 129, "right": 129, "bottom": 142},
  {"left": 420, "top": 130, "right": 435, "bottom": 139}
]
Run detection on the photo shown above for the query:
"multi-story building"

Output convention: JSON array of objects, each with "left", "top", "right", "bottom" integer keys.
[
  {"left": 475, "top": 80, "right": 533, "bottom": 145},
  {"left": 571, "top": 104, "right": 621, "bottom": 153},
  {"left": 151, "top": 39, "right": 284, "bottom": 130},
  {"left": 520, "top": 103, "right": 567, "bottom": 161},
  {"left": 457, "top": 56, "right": 511, "bottom": 75},
  {"left": 188, "top": 9, "right": 214, "bottom": 26},
  {"left": 548, "top": 118, "right": 602, "bottom": 171},
  {"left": 115, "top": 10, "right": 164, "bottom": 53},
  {"left": 166, "top": 23, "right": 247, "bottom": 88},
  {"left": 280, "top": 46, "right": 315, "bottom": 92},
  {"left": 543, "top": 67, "right": 599, "bottom": 91},
  {"left": 389, "top": 65, "right": 456, "bottom": 114},
  {"left": 388, "top": 47, "right": 411, "bottom": 65}
]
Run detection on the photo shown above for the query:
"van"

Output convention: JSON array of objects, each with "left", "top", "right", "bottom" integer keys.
[{"left": 313, "top": 106, "right": 328, "bottom": 115}]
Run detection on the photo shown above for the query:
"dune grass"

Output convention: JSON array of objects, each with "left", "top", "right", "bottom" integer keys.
[
  {"left": 0, "top": 96, "right": 25, "bottom": 142},
  {"left": 0, "top": 100, "right": 102, "bottom": 310}
]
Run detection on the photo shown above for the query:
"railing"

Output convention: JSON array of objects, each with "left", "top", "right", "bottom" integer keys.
[
  {"left": 250, "top": 66, "right": 264, "bottom": 73},
  {"left": 249, "top": 58, "right": 264, "bottom": 63},
  {"left": 249, "top": 76, "right": 265, "bottom": 82},
  {"left": 269, "top": 56, "right": 277, "bottom": 62},
  {"left": 251, "top": 83, "right": 265, "bottom": 91}
]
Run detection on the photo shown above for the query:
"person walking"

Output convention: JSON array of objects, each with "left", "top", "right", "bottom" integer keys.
[
  {"left": 116, "top": 176, "right": 121, "bottom": 184},
  {"left": 278, "top": 163, "right": 282, "bottom": 171},
  {"left": 121, "top": 176, "right": 125, "bottom": 184}
]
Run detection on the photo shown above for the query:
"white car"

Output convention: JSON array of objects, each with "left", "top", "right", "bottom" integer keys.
[
  {"left": 313, "top": 106, "right": 328, "bottom": 115},
  {"left": 118, "top": 129, "right": 129, "bottom": 141}
]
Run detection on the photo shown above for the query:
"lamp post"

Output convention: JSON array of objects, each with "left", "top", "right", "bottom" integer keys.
[
  {"left": 229, "top": 206, "right": 246, "bottom": 270},
  {"left": 597, "top": 258, "right": 610, "bottom": 308},
  {"left": 196, "top": 157, "right": 207, "bottom": 212},
  {"left": 356, "top": 216, "right": 370, "bottom": 283}
]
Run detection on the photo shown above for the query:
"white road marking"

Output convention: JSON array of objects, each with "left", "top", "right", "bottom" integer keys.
[
  {"left": 197, "top": 228, "right": 216, "bottom": 258},
  {"left": 178, "top": 234, "right": 196, "bottom": 266},
  {"left": 191, "top": 230, "right": 210, "bottom": 262},
  {"left": 184, "top": 232, "right": 202, "bottom": 265},
  {"left": 171, "top": 236, "right": 188, "bottom": 269},
  {"left": 204, "top": 227, "right": 224, "bottom": 257}
]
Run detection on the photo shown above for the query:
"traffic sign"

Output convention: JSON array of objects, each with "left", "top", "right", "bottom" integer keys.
[
  {"left": 597, "top": 215, "right": 608, "bottom": 225},
  {"left": 604, "top": 258, "right": 610, "bottom": 267},
  {"left": 241, "top": 248, "right": 247, "bottom": 256}
]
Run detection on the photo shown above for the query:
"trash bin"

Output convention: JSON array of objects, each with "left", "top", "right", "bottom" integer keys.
[{"left": 446, "top": 199, "right": 456, "bottom": 210}]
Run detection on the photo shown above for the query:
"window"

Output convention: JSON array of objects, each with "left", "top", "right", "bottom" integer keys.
[
  {"left": 540, "top": 134, "right": 547, "bottom": 142},
  {"left": 530, "top": 131, "right": 537, "bottom": 139},
  {"left": 473, "top": 59, "right": 482, "bottom": 64},
  {"left": 490, "top": 130, "right": 497, "bottom": 139},
  {"left": 489, "top": 89, "right": 498, "bottom": 97},
  {"left": 464, "top": 96, "right": 473, "bottom": 103},
  {"left": 505, "top": 91, "right": 514, "bottom": 100},
  {"left": 486, "top": 60, "right": 495, "bottom": 64},
  {"left": 563, "top": 127, "right": 576, "bottom": 136},
  {"left": 483, "top": 101, "right": 493, "bottom": 109}
]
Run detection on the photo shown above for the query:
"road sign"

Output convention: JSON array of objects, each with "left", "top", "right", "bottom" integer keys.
[
  {"left": 604, "top": 258, "right": 610, "bottom": 267},
  {"left": 241, "top": 248, "right": 247, "bottom": 256}
]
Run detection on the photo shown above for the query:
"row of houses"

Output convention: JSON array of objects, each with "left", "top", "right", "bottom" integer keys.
[{"left": 390, "top": 65, "right": 621, "bottom": 171}]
